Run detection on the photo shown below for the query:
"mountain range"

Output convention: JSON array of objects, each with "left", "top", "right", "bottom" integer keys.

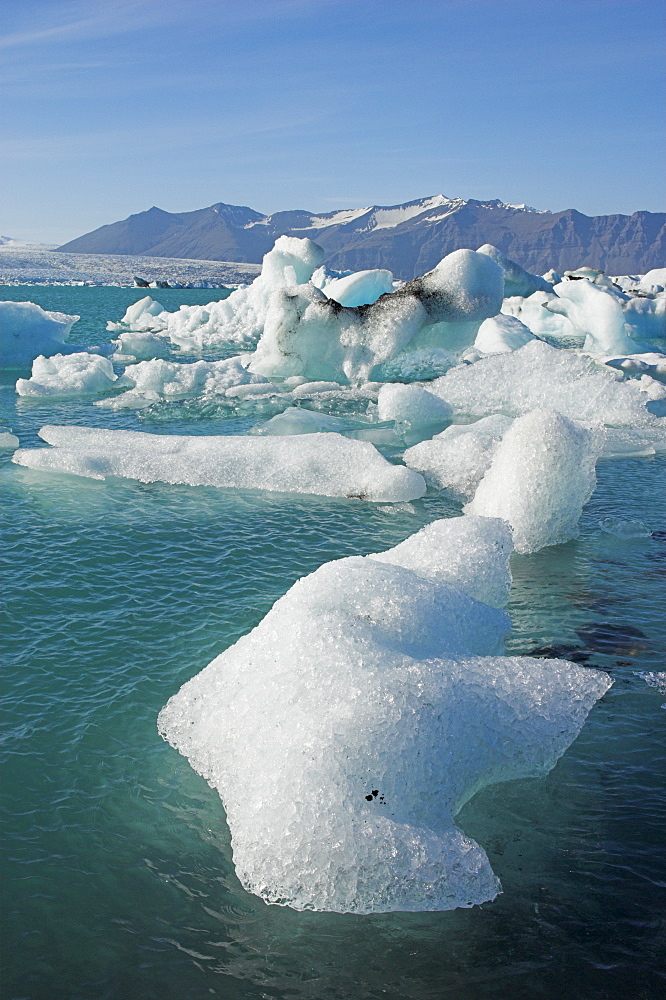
[{"left": 57, "top": 195, "right": 665, "bottom": 279}]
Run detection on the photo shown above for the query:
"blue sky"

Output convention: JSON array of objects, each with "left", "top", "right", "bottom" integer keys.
[{"left": 1, "top": 0, "right": 664, "bottom": 243}]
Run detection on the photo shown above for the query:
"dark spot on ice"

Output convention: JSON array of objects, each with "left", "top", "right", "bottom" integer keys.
[
  {"left": 365, "top": 794, "right": 373, "bottom": 801},
  {"left": 372, "top": 790, "right": 379, "bottom": 797}
]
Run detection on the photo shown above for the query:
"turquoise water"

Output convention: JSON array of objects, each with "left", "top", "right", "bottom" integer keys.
[{"left": 1, "top": 287, "right": 665, "bottom": 1000}]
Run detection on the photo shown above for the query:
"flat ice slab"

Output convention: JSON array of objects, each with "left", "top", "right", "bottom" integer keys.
[{"left": 12, "top": 426, "right": 427, "bottom": 502}]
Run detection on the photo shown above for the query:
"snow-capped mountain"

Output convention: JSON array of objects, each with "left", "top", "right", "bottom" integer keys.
[{"left": 57, "top": 196, "right": 665, "bottom": 278}]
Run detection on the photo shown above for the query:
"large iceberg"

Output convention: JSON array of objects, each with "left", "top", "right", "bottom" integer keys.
[
  {"left": 465, "top": 408, "right": 604, "bottom": 553},
  {"left": 162, "top": 237, "right": 325, "bottom": 352},
  {"left": 12, "top": 426, "right": 426, "bottom": 502},
  {"left": 158, "top": 515, "right": 611, "bottom": 913},
  {"left": 1, "top": 300, "right": 80, "bottom": 367},
  {"left": 249, "top": 249, "right": 504, "bottom": 384}
]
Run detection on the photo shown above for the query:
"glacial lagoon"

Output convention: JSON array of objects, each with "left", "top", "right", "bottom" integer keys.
[{"left": 1, "top": 279, "right": 665, "bottom": 999}]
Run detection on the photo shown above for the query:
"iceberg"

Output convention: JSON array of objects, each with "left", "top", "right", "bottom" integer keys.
[
  {"left": 547, "top": 279, "right": 650, "bottom": 356},
  {"left": 1, "top": 300, "right": 80, "bottom": 367},
  {"left": 111, "top": 356, "right": 269, "bottom": 407},
  {"left": 163, "top": 237, "right": 325, "bottom": 352},
  {"left": 15, "top": 352, "right": 120, "bottom": 398},
  {"left": 110, "top": 330, "right": 171, "bottom": 363},
  {"left": 249, "top": 248, "right": 504, "bottom": 384},
  {"left": 12, "top": 426, "right": 427, "bottom": 502},
  {"left": 158, "top": 515, "right": 611, "bottom": 913},
  {"left": 477, "top": 244, "right": 552, "bottom": 298},
  {"left": 404, "top": 414, "right": 513, "bottom": 498},
  {"left": 473, "top": 314, "right": 537, "bottom": 354},
  {"left": 465, "top": 409, "right": 604, "bottom": 553},
  {"left": 376, "top": 383, "right": 453, "bottom": 433},
  {"left": 428, "top": 340, "right": 660, "bottom": 427},
  {"left": 501, "top": 291, "right": 576, "bottom": 340},
  {"left": 106, "top": 295, "right": 168, "bottom": 334}
]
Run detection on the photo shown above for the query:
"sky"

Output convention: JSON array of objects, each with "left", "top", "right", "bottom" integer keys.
[{"left": 1, "top": 0, "right": 664, "bottom": 244}]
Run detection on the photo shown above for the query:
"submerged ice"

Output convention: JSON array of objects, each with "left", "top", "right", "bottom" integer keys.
[{"left": 158, "top": 515, "right": 611, "bottom": 914}]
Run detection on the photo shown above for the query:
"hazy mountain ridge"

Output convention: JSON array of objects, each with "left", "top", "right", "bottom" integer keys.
[{"left": 57, "top": 196, "right": 665, "bottom": 278}]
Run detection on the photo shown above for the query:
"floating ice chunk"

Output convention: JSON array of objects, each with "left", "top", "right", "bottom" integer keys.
[
  {"left": 158, "top": 534, "right": 610, "bottom": 913},
  {"left": 501, "top": 291, "right": 576, "bottom": 340},
  {"left": 106, "top": 295, "right": 168, "bottom": 333},
  {"left": 110, "top": 328, "right": 171, "bottom": 363},
  {"left": 638, "top": 268, "right": 666, "bottom": 293},
  {"left": 377, "top": 383, "right": 453, "bottom": 431},
  {"left": 250, "top": 249, "right": 504, "bottom": 384},
  {"left": 429, "top": 340, "right": 658, "bottom": 427},
  {"left": 0, "top": 427, "right": 19, "bottom": 449},
  {"left": 15, "top": 352, "right": 119, "bottom": 398},
  {"left": 13, "top": 427, "right": 427, "bottom": 502},
  {"left": 477, "top": 245, "right": 552, "bottom": 297},
  {"left": 404, "top": 414, "right": 513, "bottom": 498},
  {"left": 251, "top": 408, "right": 355, "bottom": 436},
  {"left": 224, "top": 382, "right": 283, "bottom": 399},
  {"left": 164, "top": 237, "right": 325, "bottom": 352},
  {"left": 1, "top": 301, "right": 80, "bottom": 367},
  {"left": 548, "top": 280, "right": 648, "bottom": 355},
  {"left": 290, "top": 380, "right": 344, "bottom": 397},
  {"left": 601, "top": 424, "right": 666, "bottom": 458},
  {"left": 622, "top": 293, "right": 666, "bottom": 343},
  {"left": 635, "top": 671, "right": 666, "bottom": 708},
  {"left": 118, "top": 356, "right": 268, "bottom": 401},
  {"left": 371, "top": 514, "right": 513, "bottom": 607},
  {"left": 598, "top": 517, "right": 651, "bottom": 539},
  {"left": 465, "top": 409, "right": 604, "bottom": 553},
  {"left": 324, "top": 269, "right": 394, "bottom": 307},
  {"left": 474, "top": 314, "right": 536, "bottom": 354}
]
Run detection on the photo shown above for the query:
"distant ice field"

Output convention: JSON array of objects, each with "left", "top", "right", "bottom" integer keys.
[
  {"left": 0, "top": 246, "right": 260, "bottom": 286},
  {"left": 2, "top": 280, "right": 665, "bottom": 998}
]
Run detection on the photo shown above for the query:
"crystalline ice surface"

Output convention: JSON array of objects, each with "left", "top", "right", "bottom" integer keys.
[
  {"left": 158, "top": 516, "right": 611, "bottom": 913},
  {"left": 1, "top": 300, "right": 80, "bottom": 366},
  {"left": 474, "top": 314, "right": 537, "bottom": 354},
  {"left": 465, "top": 408, "right": 604, "bottom": 553},
  {"left": 163, "top": 236, "right": 325, "bottom": 352},
  {"left": 429, "top": 340, "right": 658, "bottom": 426},
  {"left": 370, "top": 514, "right": 514, "bottom": 608},
  {"left": 404, "top": 414, "right": 513, "bottom": 498},
  {"left": 12, "top": 426, "right": 426, "bottom": 502},
  {"left": 119, "top": 356, "right": 268, "bottom": 399},
  {"left": 15, "top": 352, "right": 119, "bottom": 398},
  {"left": 249, "top": 249, "right": 504, "bottom": 384}
]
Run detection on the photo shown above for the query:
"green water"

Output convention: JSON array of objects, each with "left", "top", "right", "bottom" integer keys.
[{"left": 1, "top": 287, "right": 665, "bottom": 1000}]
